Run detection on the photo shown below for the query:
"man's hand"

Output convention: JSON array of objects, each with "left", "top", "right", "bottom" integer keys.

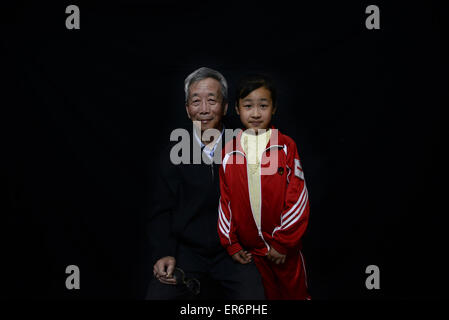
[
  {"left": 153, "top": 256, "right": 177, "bottom": 285},
  {"left": 232, "top": 250, "right": 252, "bottom": 264},
  {"left": 267, "top": 247, "right": 286, "bottom": 264}
]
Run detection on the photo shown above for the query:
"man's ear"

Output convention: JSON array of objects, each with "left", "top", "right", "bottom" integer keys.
[
  {"left": 223, "top": 103, "right": 228, "bottom": 116},
  {"left": 185, "top": 105, "right": 191, "bottom": 119},
  {"left": 235, "top": 103, "right": 240, "bottom": 115}
]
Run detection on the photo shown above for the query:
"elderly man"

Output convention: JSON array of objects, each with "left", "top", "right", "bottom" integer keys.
[{"left": 146, "top": 67, "right": 265, "bottom": 299}]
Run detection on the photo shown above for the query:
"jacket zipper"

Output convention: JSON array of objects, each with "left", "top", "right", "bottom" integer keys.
[
  {"left": 239, "top": 150, "right": 272, "bottom": 252},
  {"left": 259, "top": 230, "right": 270, "bottom": 251},
  {"left": 256, "top": 145, "right": 284, "bottom": 252}
]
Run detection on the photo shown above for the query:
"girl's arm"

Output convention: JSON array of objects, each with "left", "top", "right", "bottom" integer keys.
[
  {"left": 217, "top": 161, "right": 243, "bottom": 256},
  {"left": 271, "top": 141, "right": 310, "bottom": 255}
]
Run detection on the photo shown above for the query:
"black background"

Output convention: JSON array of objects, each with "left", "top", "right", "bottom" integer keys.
[{"left": 1, "top": 1, "right": 448, "bottom": 299}]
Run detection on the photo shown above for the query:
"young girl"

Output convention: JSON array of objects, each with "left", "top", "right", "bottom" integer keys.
[{"left": 217, "top": 75, "right": 310, "bottom": 300}]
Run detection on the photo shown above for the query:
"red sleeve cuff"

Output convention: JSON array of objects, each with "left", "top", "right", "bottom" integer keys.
[
  {"left": 226, "top": 242, "right": 243, "bottom": 256},
  {"left": 270, "top": 240, "right": 288, "bottom": 255}
]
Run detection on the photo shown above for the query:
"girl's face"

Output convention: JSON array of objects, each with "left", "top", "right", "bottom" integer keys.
[{"left": 236, "top": 87, "right": 276, "bottom": 134}]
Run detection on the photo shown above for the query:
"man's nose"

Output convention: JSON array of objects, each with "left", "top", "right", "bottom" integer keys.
[{"left": 199, "top": 99, "right": 210, "bottom": 113}]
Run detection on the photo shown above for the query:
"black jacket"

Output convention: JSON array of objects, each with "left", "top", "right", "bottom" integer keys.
[{"left": 148, "top": 125, "right": 233, "bottom": 264}]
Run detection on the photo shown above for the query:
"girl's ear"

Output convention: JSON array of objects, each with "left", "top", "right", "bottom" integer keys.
[
  {"left": 272, "top": 106, "right": 277, "bottom": 115},
  {"left": 235, "top": 103, "right": 240, "bottom": 115}
]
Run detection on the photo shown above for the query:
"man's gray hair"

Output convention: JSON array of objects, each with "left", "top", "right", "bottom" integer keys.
[{"left": 184, "top": 67, "right": 228, "bottom": 104}]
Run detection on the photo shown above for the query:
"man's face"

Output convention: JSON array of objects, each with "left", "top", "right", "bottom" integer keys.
[
  {"left": 236, "top": 87, "right": 276, "bottom": 133},
  {"left": 185, "top": 78, "right": 228, "bottom": 132}
]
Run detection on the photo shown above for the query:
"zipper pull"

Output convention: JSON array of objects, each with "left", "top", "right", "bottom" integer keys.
[{"left": 258, "top": 230, "right": 270, "bottom": 251}]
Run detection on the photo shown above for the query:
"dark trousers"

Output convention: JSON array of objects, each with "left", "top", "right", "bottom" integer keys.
[{"left": 146, "top": 244, "right": 265, "bottom": 300}]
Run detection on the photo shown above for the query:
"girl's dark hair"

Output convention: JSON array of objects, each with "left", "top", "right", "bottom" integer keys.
[{"left": 236, "top": 74, "right": 277, "bottom": 107}]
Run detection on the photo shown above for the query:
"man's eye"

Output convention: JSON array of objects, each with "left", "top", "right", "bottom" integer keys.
[
  {"left": 192, "top": 100, "right": 200, "bottom": 105},
  {"left": 208, "top": 99, "right": 217, "bottom": 104}
]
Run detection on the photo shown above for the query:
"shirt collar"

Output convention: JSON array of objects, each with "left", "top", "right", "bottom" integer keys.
[{"left": 193, "top": 125, "right": 225, "bottom": 158}]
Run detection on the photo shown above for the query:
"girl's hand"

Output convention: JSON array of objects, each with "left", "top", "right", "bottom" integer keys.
[{"left": 267, "top": 247, "right": 286, "bottom": 264}]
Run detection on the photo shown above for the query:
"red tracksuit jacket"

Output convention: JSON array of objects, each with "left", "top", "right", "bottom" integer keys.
[{"left": 217, "top": 127, "right": 310, "bottom": 257}]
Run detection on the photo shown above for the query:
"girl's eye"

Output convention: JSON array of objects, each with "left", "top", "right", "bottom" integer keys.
[
  {"left": 244, "top": 105, "right": 252, "bottom": 108},
  {"left": 260, "top": 105, "right": 268, "bottom": 108}
]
